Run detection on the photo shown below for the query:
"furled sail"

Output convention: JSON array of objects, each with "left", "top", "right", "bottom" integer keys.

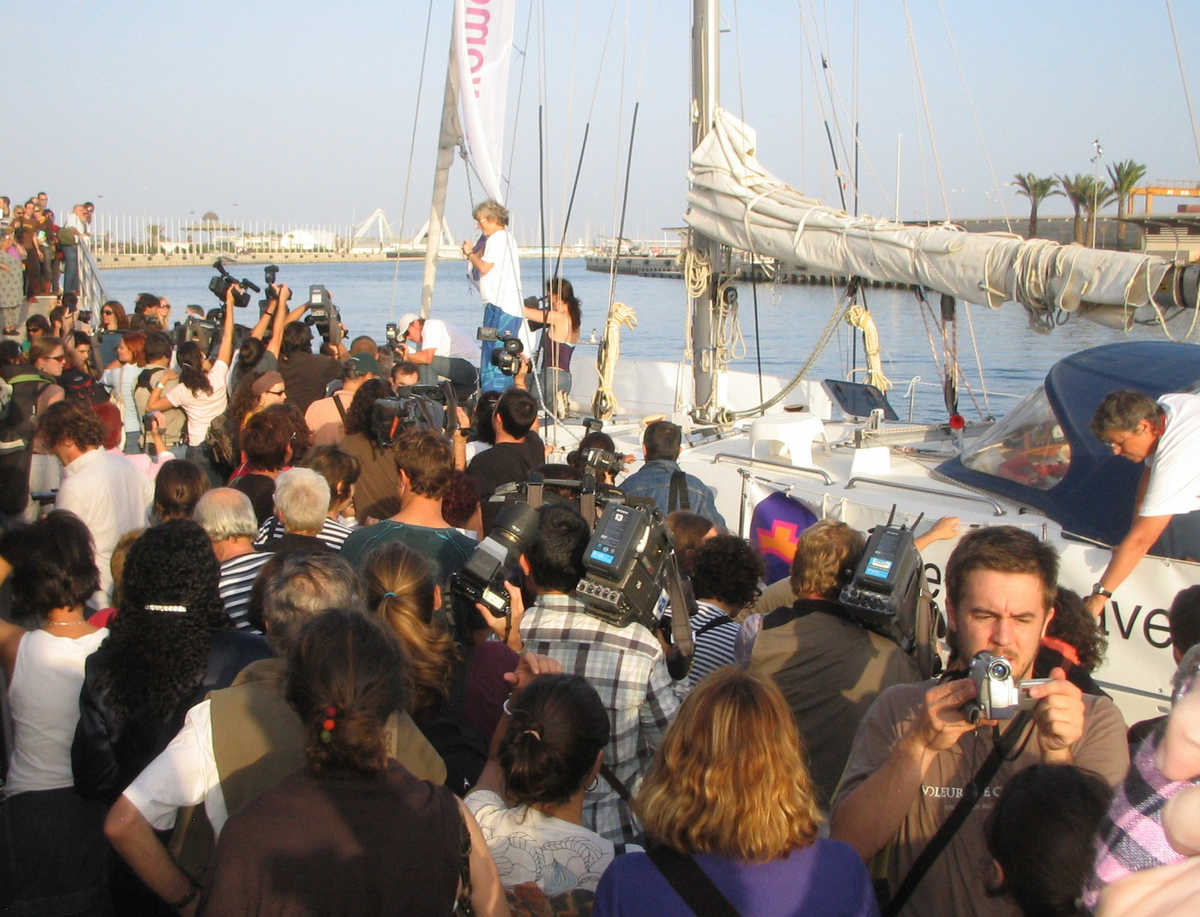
[{"left": 686, "top": 109, "right": 1175, "bottom": 327}]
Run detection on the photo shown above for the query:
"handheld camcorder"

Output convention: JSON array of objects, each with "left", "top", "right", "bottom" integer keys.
[
  {"left": 305, "top": 284, "right": 341, "bottom": 343},
  {"left": 258, "top": 264, "right": 281, "bottom": 313},
  {"left": 207, "top": 259, "right": 258, "bottom": 310},
  {"left": 959, "top": 651, "right": 1049, "bottom": 724},
  {"left": 370, "top": 381, "right": 458, "bottom": 447},
  {"left": 450, "top": 501, "right": 539, "bottom": 618},
  {"left": 580, "top": 447, "right": 624, "bottom": 482},
  {"left": 477, "top": 326, "right": 524, "bottom": 376}
]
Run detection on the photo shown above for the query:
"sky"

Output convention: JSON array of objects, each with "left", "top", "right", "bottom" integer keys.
[{"left": 5, "top": 0, "right": 1200, "bottom": 244}]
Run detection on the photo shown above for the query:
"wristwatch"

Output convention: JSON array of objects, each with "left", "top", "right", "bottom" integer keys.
[{"left": 1091, "top": 583, "right": 1113, "bottom": 599}]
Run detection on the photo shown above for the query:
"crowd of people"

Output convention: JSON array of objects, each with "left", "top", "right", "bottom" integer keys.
[
  {"left": 2, "top": 197, "right": 1199, "bottom": 916},
  {"left": 1, "top": 193, "right": 95, "bottom": 334}
]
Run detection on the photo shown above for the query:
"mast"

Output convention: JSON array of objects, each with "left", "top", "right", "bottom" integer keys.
[
  {"left": 689, "top": 0, "right": 723, "bottom": 425},
  {"left": 421, "top": 41, "right": 463, "bottom": 319}
]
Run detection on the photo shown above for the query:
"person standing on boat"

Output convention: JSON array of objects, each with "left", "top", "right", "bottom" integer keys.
[
  {"left": 620, "top": 420, "right": 726, "bottom": 529},
  {"left": 1086, "top": 390, "right": 1200, "bottom": 620},
  {"left": 462, "top": 199, "right": 525, "bottom": 393},
  {"left": 522, "top": 276, "right": 581, "bottom": 418}
]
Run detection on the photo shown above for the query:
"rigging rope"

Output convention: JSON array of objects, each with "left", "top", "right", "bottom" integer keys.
[
  {"left": 593, "top": 302, "right": 639, "bottom": 420},
  {"left": 1166, "top": 0, "right": 1200, "bottom": 169},
  {"left": 902, "top": 0, "right": 952, "bottom": 222},
  {"left": 845, "top": 304, "right": 891, "bottom": 392}
]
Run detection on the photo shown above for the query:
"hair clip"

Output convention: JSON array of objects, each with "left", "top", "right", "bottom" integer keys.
[
  {"left": 144, "top": 603, "right": 187, "bottom": 614},
  {"left": 320, "top": 705, "right": 338, "bottom": 743}
]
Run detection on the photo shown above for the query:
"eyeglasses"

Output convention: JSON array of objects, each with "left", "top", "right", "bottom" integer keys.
[
  {"left": 101, "top": 310, "right": 113, "bottom": 316},
  {"left": 45, "top": 353, "right": 66, "bottom": 362}
]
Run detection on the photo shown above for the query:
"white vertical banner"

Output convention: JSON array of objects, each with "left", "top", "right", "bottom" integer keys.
[{"left": 453, "top": 0, "right": 517, "bottom": 205}]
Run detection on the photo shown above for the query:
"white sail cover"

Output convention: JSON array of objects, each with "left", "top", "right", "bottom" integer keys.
[
  {"left": 453, "top": 0, "right": 517, "bottom": 204},
  {"left": 687, "top": 109, "right": 1172, "bottom": 320}
]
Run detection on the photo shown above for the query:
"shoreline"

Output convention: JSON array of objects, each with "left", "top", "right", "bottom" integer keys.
[{"left": 95, "top": 251, "right": 427, "bottom": 271}]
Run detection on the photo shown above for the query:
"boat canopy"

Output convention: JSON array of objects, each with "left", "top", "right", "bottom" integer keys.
[
  {"left": 686, "top": 109, "right": 1172, "bottom": 325},
  {"left": 938, "top": 342, "right": 1200, "bottom": 546}
]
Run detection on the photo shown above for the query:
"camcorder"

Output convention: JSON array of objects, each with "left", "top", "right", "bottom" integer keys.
[
  {"left": 258, "top": 264, "right": 281, "bottom": 313},
  {"left": 477, "top": 326, "right": 524, "bottom": 375},
  {"left": 370, "top": 381, "right": 458, "bottom": 447},
  {"left": 956, "top": 651, "right": 1050, "bottom": 724},
  {"left": 581, "top": 447, "right": 624, "bottom": 482},
  {"left": 384, "top": 322, "right": 401, "bottom": 349},
  {"left": 450, "top": 501, "right": 540, "bottom": 620},
  {"left": 207, "top": 259, "right": 259, "bottom": 311},
  {"left": 305, "top": 284, "right": 342, "bottom": 344}
]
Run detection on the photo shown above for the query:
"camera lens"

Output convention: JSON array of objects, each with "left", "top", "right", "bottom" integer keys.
[{"left": 987, "top": 658, "right": 1011, "bottom": 680}]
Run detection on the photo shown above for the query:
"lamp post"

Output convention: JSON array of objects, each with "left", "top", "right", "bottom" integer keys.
[{"left": 1090, "top": 138, "right": 1104, "bottom": 248}]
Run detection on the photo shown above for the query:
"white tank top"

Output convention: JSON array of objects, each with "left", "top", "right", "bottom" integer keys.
[{"left": 6, "top": 626, "right": 107, "bottom": 795}]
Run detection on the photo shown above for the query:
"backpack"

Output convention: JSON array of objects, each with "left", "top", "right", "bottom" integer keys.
[
  {"left": 59, "top": 368, "right": 110, "bottom": 408},
  {"left": 0, "top": 369, "right": 52, "bottom": 516}
]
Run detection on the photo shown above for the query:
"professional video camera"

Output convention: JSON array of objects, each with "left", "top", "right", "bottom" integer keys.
[
  {"left": 305, "top": 284, "right": 342, "bottom": 344},
  {"left": 477, "top": 326, "right": 524, "bottom": 375},
  {"left": 207, "top": 259, "right": 259, "bottom": 311},
  {"left": 370, "top": 381, "right": 458, "bottom": 447},
  {"left": 580, "top": 447, "right": 624, "bottom": 482},
  {"left": 450, "top": 501, "right": 539, "bottom": 618},
  {"left": 837, "top": 507, "right": 941, "bottom": 677},
  {"left": 957, "top": 651, "right": 1048, "bottom": 724}
]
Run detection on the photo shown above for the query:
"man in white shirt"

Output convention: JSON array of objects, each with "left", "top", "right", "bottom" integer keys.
[
  {"left": 1086, "top": 390, "right": 1200, "bottom": 619},
  {"left": 38, "top": 401, "right": 152, "bottom": 604},
  {"left": 396, "top": 312, "right": 479, "bottom": 393},
  {"left": 61, "top": 204, "right": 90, "bottom": 295},
  {"left": 461, "top": 199, "right": 527, "bottom": 392}
]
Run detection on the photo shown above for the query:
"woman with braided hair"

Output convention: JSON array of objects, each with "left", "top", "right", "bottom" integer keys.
[
  {"left": 466, "top": 673, "right": 621, "bottom": 896},
  {"left": 202, "top": 609, "right": 508, "bottom": 916}
]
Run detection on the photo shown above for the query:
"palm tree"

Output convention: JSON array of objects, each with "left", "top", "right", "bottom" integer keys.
[
  {"left": 1012, "top": 174, "right": 1062, "bottom": 239},
  {"left": 1107, "top": 159, "right": 1147, "bottom": 221},
  {"left": 1058, "top": 174, "right": 1091, "bottom": 244},
  {"left": 1077, "top": 175, "right": 1117, "bottom": 247}
]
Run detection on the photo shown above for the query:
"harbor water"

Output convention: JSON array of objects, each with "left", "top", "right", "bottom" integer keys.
[{"left": 96, "top": 257, "right": 1184, "bottom": 424}]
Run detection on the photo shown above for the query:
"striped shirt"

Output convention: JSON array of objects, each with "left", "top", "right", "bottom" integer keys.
[
  {"left": 255, "top": 515, "right": 355, "bottom": 552},
  {"left": 218, "top": 551, "right": 276, "bottom": 632},
  {"left": 520, "top": 593, "right": 679, "bottom": 846},
  {"left": 682, "top": 601, "right": 741, "bottom": 694}
]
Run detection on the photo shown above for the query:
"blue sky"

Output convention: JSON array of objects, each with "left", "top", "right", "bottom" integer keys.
[{"left": 5, "top": 1, "right": 1199, "bottom": 243}]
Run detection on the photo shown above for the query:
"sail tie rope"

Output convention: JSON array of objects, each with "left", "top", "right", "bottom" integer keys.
[
  {"left": 593, "top": 301, "right": 639, "bottom": 420},
  {"left": 844, "top": 305, "right": 891, "bottom": 393}
]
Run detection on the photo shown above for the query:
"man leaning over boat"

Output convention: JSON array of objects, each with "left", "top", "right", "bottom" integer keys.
[{"left": 1085, "top": 390, "right": 1200, "bottom": 620}]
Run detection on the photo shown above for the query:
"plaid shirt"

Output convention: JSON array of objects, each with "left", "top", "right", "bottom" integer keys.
[{"left": 520, "top": 592, "right": 679, "bottom": 845}]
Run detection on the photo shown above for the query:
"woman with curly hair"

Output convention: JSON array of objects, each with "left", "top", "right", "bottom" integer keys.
[
  {"left": 363, "top": 541, "right": 513, "bottom": 794},
  {"left": 226, "top": 369, "right": 288, "bottom": 454},
  {"left": 594, "top": 668, "right": 877, "bottom": 917},
  {"left": 467, "top": 673, "right": 619, "bottom": 895},
  {"left": 339, "top": 376, "right": 401, "bottom": 521},
  {"left": 1035, "top": 586, "right": 1109, "bottom": 696},
  {"left": 0, "top": 512, "right": 110, "bottom": 914},
  {"left": 201, "top": 609, "right": 508, "bottom": 916}
]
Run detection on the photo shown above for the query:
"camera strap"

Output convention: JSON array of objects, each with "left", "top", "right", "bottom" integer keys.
[
  {"left": 645, "top": 845, "right": 741, "bottom": 917},
  {"left": 882, "top": 709, "right": 1033, "bottom": 917},
  {"left": 668, "top": 470, "right": 691, "bottom": 512}
]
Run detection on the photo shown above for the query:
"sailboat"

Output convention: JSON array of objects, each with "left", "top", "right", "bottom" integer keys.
[{"left": 423, "top": 0, "right": 1198, "bottom": 723}]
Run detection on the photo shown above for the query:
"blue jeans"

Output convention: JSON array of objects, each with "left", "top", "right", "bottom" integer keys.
[
  {"left": 62, "top": 245, "right": 79, "bottom": 294},
  {"left": 479, "top": 304, "right": 524, "bottom": 394}
]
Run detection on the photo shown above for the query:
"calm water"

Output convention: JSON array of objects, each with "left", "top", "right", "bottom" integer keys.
[{"left": 96, "top": 258, "right": 1181, "bottom": 423}]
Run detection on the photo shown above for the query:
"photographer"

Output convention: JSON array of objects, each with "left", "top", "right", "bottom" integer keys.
[
  {"left": 305, "top": 352, "right": 379, "bottom": 447},
  {"left": 830, "top": 526, "right": 1130, "bottom": 917},
  {"left": 514, "top": 503, "right": 679, "bottom": 846},
  {"left": 278, "top": 317, "right": 340, "bottom": 415},
  {"left": 227, "top": 280, "right": 292, "bottom": 395}
]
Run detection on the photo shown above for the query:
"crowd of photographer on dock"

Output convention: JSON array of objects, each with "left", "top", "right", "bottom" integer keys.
[{"left": 1, "top": 256, "right": 1199, "bottom": 915}]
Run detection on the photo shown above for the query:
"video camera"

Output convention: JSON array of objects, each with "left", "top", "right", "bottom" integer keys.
[
  {"left": 305, "top": 284, "right": 342, "bottom": 344},
  {"left": 477, "top": 326, "right": 524, "bottom": 375},
  {"left": 450, "top": 501, "right": 539, "bottom": 619},
  {"left": 258, "top": 264, "right": 280, "bottom": 313},
  {"left": 580, "top": 447, "right": 624, "bottom": 482},
  {"left": 207, "top": 259, "right": 259, "bottom": 311},
  {"left": 957, "top": 651, "right": 1049, "bottom": 724},
  {"left": 370, "top": 381, "right": 458, "bottom": 447},
  {"left": 575, "top": 501, "right": 675, "bottom": 632}
]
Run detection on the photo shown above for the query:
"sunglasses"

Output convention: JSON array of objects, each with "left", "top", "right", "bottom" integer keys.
[
  {"left": 266, "top": 388, "right": 286, "bottom": 396},
  {"left": 45, "top": 354, "right": 66, "bottom": 362}
]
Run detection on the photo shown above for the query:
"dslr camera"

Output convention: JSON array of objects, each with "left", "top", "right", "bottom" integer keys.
[
  {"left": 207, "top": 259, "right": 258, "bottom": 311},
  {"left": 477, "top": 326, "right": 524, "bottom": 376},
  {"left": 450, "top": 502, "right": 539, "bottom": 618},
  {"left": 960, "top": 651, "right": 1049, "bottom": 724}
]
